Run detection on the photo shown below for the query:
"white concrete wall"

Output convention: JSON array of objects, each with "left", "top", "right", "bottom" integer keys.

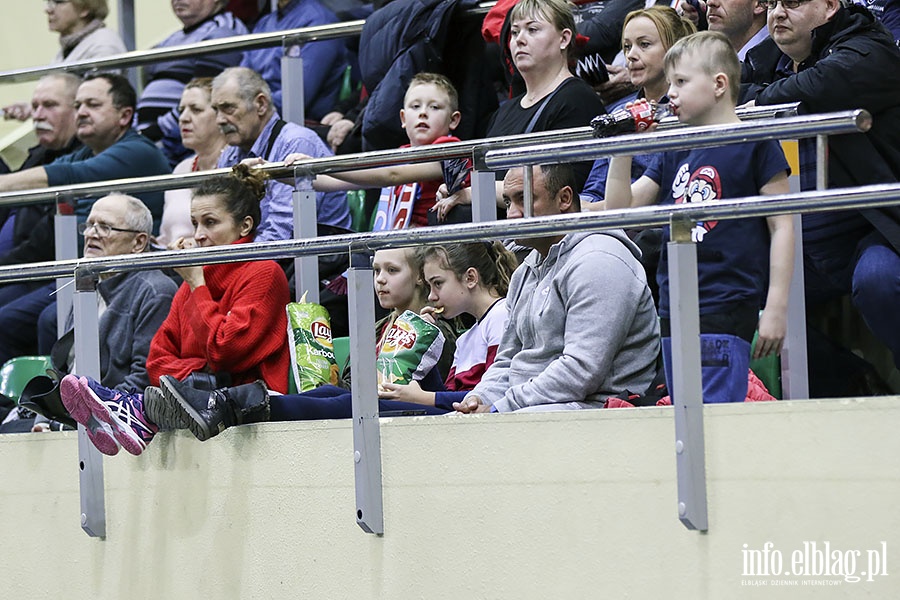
[{"left": 1, "top": 396, "right": 898, "bottom": 599}]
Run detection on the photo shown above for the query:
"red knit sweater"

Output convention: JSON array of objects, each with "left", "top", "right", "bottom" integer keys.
[{"left": 146, "top": 238, "right": 290, "bottom": 392}]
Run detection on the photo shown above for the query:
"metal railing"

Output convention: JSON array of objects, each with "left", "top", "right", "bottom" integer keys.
[
  {"left": 0, "top": 103, "right": 801, "bottom": 210},
  {"left": 0, "top": 110, "right": 877, "bottom": 539}
]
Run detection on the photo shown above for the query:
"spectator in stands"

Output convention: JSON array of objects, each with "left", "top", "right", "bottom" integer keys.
[
  {"left": 0, "top": 73, "right": 173, "bottom": 367},
  {"left": 743, "top": 0, "right": 900, "bottom": 370},
  {"left": 581, "top": 6, "right": 695, "bottom": 207},
  {"left": 30, "top": 194, "right": 178, "bottom": 437},
  {"left": 148, "top": 243, "right": 477, "bottom": 436},
  {"left": 60, "top": 165, "right": 290, "bottom": 456},
  {"left": 137, "top": 0, "right": 248, "bottom": 166},
  {"left": 156, "top": 77, "right": 227, "bottom": 247},
  {"left": 705, "top": 0, "right": 770, "bottom": 59},
  {"left": 213, "top": 66, "right": 350, "bottom": 239},
  {"left": 286, "top": 73, "right": 466, "bottom": 229},
  {"left": 2, "top": 0, "right": 126, "bottom": 121},
  {"left": 431, "top": 0, "right": 606, "bottom": 219},
  {"left": 607, "top": 31, "right": 794, "bottom": 403},
  {"left": 0, "top": 74, "right": 81, "bottom": 296},
  {"left": 454, "top": 163, "right": 660, "bottom": 413},
  {"left": 0, "top": 73, "right": 170, "bottom": 227},
  {"left": 240, "top": 0, "right": 347, "bottom": 121}
]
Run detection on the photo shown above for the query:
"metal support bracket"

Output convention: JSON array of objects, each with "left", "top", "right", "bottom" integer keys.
[
  {"left": 73, "top": 266, "right": 106, "bottom": 538},
  {"left": 348, "top": 264, "right": 383, "bottom": 535},
  {"left": 668, "top": 217, "right": 708, "bottom": 532},
  {"left": 293, "top": 168, "right": 320, "bottom": 303},
  {"left": 281, "top": 37, "right": 305, "bottom": 126},
  {"left": 54, "top": 210, "right": 78, "bottom": 338},
  {"left": 781, "top": 213, "right": 809, "bottom": 399},
  {"left": 470, "top": 147, "right": 497, "bottom": 223}
]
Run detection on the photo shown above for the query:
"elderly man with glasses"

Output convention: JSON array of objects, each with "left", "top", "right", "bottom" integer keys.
[{"left": 742, "top": 0, "right": 900, "bottom": 379}]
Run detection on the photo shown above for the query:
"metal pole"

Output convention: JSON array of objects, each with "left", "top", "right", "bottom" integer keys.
[
  {"left": 292, "top": 171, "right": 319, "bottom": 303},
  {"left": 54, "top": 209, "right": 78, "bottom": 338},
  {"left": 281, "top": 38, "right": 305, "bottom": 126},
  {"left": 73, "top": 268, "right": 106, "bottom": 539},
  {"left": 668, "top": 217, "right": 708, "bottom": 532},
  {"left": 470, "top": 168, "right": 497, "bottom": 222},
  {"left": 523, "top": 165, "right": 534, "bottom": 218},
  {"left": 348, "top": 263, "right": 383, "bottom": 535}
]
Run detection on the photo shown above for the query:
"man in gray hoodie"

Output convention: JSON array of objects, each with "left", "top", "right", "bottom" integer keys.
[{"left": 454, "top": 164, "right": 660, "bottom": 413}]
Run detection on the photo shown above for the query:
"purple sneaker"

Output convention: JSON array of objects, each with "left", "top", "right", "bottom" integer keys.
[
  {"left": 60, "top": 375, "right": 120, "bottom": 456},
  {"left": 63, "top": 375, "right": 157, "bottom": 456}
]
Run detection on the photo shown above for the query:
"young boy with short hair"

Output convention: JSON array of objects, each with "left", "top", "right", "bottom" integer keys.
[
  {"left": 288, "top": 72, "right": 467, "bottom": 229},
  {"left": 605, "top": 30, "right": 794, "bottom": 403}
]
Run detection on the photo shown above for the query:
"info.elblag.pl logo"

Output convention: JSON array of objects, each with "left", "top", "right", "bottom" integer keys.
[{"left": 741, "top": 541, "right": 889, "bottom": 586}]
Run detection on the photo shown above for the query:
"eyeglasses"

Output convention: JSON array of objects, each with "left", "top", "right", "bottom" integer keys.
[
  {"left": 77, "top": 222, "right": 143, "bottom": 237},
  {"left": 757, "top": 0, "right": 813, "bottom": 9}
]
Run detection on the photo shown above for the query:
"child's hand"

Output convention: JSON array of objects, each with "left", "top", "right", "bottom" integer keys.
[
  {"left": 432, "top": 184, "right": 471, "bottom": 221},
  {"left": 754, "top": 308, "right": 786, "bottom": 359},
  {"left": 419, "top": 306, "right": 437, "bottom": 325},
  {"left": 378, "top": 380, "right": 433, "bottom": 405}
]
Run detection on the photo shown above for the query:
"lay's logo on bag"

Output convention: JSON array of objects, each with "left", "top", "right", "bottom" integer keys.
[
  {"left": 310, "top": 319, "right": 334, "bottom": 349},
  {"left": 382, "top": 321, "right": 417, "bottom": 352}
]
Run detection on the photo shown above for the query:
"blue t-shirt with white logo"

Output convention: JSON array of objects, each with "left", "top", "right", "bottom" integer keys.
[{"left": 643, "top": 140, "right": 790, "bottom": 318}]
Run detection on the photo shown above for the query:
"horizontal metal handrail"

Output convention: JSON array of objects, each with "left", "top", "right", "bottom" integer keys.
[
  {"left": 481, "top": 109, "right": 871, "bottom": 169},
  {"left": 0, "top": 3, "right": 492, "bottom": 84},
  {"left": 3, "top": 182, "right": 899, "bottom": 284},
  {"left": 0, "top": 103, "right": 799, "bottom": 209}
]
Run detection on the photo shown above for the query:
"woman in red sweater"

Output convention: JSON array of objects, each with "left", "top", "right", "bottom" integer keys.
[{"left": 60, "top": 165, "right": 290, "bottom": 456}]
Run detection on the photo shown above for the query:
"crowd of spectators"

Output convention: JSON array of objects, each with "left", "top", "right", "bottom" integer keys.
[{"left": 0, "top": 0, "right": 899, "bottom": 439}]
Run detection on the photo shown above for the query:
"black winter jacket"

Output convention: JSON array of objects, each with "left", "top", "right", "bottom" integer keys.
[{"left": 742, "top": 6, "right": 900, "bottom": 252}]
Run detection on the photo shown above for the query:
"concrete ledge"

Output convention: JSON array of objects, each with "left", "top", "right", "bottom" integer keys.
[{"left": 2, "top": 397, "right": 898, "bottom": 598}]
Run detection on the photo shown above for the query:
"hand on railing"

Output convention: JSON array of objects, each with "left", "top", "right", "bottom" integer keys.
[{"left": 2, "top": 102, "right": 31, "bottom": 121}]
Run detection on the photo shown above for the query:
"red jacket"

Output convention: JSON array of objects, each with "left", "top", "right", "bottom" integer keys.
[{"left": 147, "top": 238, "right": 290, "bottom": 392}]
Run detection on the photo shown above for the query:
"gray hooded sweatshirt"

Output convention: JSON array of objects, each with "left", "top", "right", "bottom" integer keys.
[{"left": 469, "top": 230, "right": 660, "bottom": 411}]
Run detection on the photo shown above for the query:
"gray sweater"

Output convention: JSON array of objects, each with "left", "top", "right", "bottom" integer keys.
[
  {"left": 469, "top": 231, "right": 660, "bottom": 411},
  {"left": 61, "top": 270, "right": 177, "bottom": 392}
]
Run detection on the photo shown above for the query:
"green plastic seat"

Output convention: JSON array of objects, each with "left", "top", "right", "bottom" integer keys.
[
  {"left": 0, "top": 356, "right": 53, "bottom": 402},
  {"left": 347, "top": 190, "right": 368, "bottom": 232},
  {"left": 332, "top": 336, "right": 350, "bottom": 372}
]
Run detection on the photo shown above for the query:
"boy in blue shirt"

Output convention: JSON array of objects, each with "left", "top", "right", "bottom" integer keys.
[{"left": 605, "top": 30, "right": 794, "bottom": 403}]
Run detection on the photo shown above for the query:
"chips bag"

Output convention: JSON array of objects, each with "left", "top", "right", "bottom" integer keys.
[
  {"left": 376, "top": 310, "right": 444, "bottom": 389},
  {"left": 287, "top": 294, "right": 340, "bottom": 392}
]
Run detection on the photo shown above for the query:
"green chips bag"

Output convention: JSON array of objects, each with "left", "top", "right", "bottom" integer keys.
[
  {"left": 376, "top": 310, "right": 445, "bottom": 390},
  {"left": 287, "top": 298, "right": 340, "bottom": 392}
]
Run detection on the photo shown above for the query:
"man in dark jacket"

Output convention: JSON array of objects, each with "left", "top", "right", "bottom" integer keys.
[
  {"left": 0, "top": 73, "right": 81, "bottom": 306},
  {"left": 742, "top": 0, "right": 900, "bottom": 368}
]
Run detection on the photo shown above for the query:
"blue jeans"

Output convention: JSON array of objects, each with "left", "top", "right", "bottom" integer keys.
[
  {"left": 662, "top": 334, "right": 751, "bottom": 404},
  {"left": 851, "top": 236, "right": 900, "bottom": 369},
  {"left": 805, "top": 231, "right": 900, "bottom": 369}
]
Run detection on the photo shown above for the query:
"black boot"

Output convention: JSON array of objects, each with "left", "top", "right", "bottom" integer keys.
[{"left": 158, "top": 376, "right": 270, "bottom": 442}]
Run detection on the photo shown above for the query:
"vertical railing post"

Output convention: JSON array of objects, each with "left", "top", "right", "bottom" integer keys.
[
  {"left": 470, "top": 148, "right": 497, "bottom": 223},
  {"left": 73, "top": 266, "right": 106, "bottom": 538},
  {"left": 292, "top": 168, "right": 319, "bottom": 303},
  {"left": 281, "top": 37, "right": 305, "bottom": 126},
  {"left": 348, "top": 261, "right": 383, "bottom": 535},
  {"left": 54, "top": 199, "right": 78, "bottom": 337},
  {"left": 668, "top": 217, "right": 708, "bottom": 532}
]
